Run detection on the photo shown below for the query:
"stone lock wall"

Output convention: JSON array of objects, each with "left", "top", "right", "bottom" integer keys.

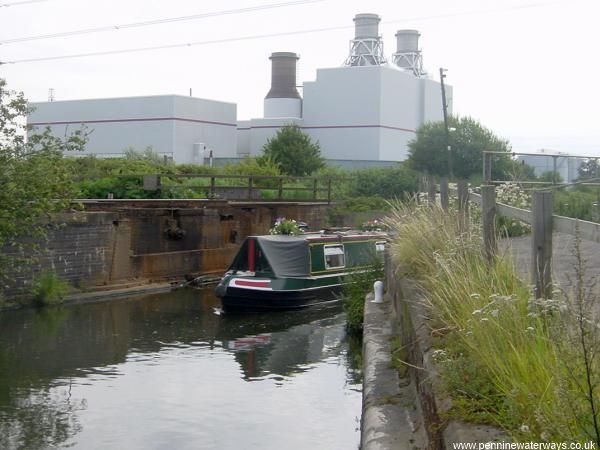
[{"left": 2, "top": 201, "right": 331, "bottom": 298}]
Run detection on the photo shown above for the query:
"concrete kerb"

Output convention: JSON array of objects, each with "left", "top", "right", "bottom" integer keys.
[
  {"left": 384, "top": 259, "right": 510, "bottom": 448},
  {"left": 361, "top": 291, "right": 427, "bottom": 450}
]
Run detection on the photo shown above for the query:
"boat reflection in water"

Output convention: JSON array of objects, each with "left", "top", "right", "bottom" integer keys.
[
  {"left": 0, "top": 288, "right": 361, "bottom": 450},
  {"left": 217, "top": 303, "right": 349, "bottom": 381}
]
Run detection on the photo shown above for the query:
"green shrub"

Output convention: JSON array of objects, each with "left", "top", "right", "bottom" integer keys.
[
  {"left": 348, "top": 163, "right": 418, "bottom": 199},
  {"left": 554, "top": 188, "right": 600, "bottom": 222},
  {"left": 337, "top": 196, "right": 390, "bottom": 213},
  {"left": 32, "top": 272, "right": 70, "bottom": 307},
  {"left": 343, "top": 261, "right": 384, "bottom": 335},
  {"left": 495, "top": 182, "right": 531, "bottom": 237}
]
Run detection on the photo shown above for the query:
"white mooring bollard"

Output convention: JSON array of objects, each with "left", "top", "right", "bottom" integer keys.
[{"left": 372, "top": 280, "right": 384, "bottom": 303}]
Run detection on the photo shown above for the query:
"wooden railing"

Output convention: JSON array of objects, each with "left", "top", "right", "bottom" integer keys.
[
  {"left": 141, "top": 174, "right": 334, "bottom": 202},
  {"left": 420, "top": 174, "right": 600, "bottom": 299}
]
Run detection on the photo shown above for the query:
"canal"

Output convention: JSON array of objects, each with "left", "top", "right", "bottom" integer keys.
[{"left": 0, "top": 288, "right": 362, "bottom": 449}]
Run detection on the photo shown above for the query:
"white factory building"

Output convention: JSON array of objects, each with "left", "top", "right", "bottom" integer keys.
[
  {"left": 29, "top": 95, "right": 238, "bottom": 162},
  {"left": 517, "top": 150, "right": 584, "bottom": 183},
  {"left": 28, "top": 13, "right": 451, "bottom": 166}
]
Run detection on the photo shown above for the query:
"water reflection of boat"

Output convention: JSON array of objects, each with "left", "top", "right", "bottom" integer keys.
[
  {"left": 215, "top": 233, "right": 386, "bottom": 311},
  {"left": 216, "top": 304, "right": 347, "bottom": 380},
  {"left": 227, "top": 334, "right": 271, "bottom": 351}
]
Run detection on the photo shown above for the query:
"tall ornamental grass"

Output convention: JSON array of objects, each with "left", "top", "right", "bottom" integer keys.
[{"left": 386, "top": 201, "right": 599, "bottom": 444}]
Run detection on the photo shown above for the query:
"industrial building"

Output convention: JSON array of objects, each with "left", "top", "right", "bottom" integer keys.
[
  {"left": 28, "top": 95, "right": 237, "bottom": 163},
  {"left": 238, "top": 13, "right": 450, "bottom": 165},
  {"left": 28, "top": 13, "right": 451, "bottom": 166},
  {"left": 517, "top": 150, "right": 584, "bottom": 183}
]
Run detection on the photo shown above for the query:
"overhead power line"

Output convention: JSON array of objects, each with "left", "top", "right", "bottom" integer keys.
[
  {"left": 0, "top": 25, "right": 349, "bottom": 65},
  {"left": 0, "top": 0, "right": 324, "bottom": 45},
  {"left": 0, "top": 0, "right": 49, "bottom": 7},
  {"left": 0, "top": 0, "right": 580, "bottom": 65}
]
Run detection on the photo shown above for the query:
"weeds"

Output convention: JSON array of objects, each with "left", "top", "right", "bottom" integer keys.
[
  {"left": 386, "top": 200, "right": 600, "bottom": 442},
  {"left": 31, "top": 272, "right": 70, "bottom": 307},
  {"left": 554, "top": 226, "right": 600, "bottom": 445},
  {"left": 343, "top": 261, "right": 384, "bottom": 335}
]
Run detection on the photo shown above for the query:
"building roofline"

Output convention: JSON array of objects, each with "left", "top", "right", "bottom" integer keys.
[{"left": 29, "top": 93, "right": 237, "bottom": 107}]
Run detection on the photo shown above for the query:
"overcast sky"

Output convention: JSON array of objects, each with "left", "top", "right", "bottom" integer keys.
[{"left": 1, "top": 0, "right": 598, "bottom": 155}]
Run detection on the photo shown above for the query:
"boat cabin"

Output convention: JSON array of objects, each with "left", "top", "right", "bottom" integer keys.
[{"left": 227, "top": 233, "right": 386, "bottom": 278}]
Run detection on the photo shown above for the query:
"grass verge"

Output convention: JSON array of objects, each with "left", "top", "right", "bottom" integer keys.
[{"left": 386, "top": 200, "right": 599, "bottom": 444}]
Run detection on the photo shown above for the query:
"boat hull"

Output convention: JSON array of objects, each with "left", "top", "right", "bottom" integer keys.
[{"left": 216, "top": 284, "right": 342, "bottom": 311}]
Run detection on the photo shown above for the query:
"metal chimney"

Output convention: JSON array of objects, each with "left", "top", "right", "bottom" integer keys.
[
  {"left": 354, "top": 13, "right": 380, "bottom": 39},
  {"left": 264, "top": 52, "right": 302, "bottom": 118},
  {"left": 392, "top": 30, "right": 425, "bottom": 77},
  {"left": 265, "top": 52, "right": 301, "bottom": 100},
  {"left": 345, "top": 13, "right": 386, "bottom": 67}
]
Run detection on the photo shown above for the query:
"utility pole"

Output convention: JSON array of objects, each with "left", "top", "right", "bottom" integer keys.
[{"left": 440, "top": 68, "right": 453, "bottom": 179}]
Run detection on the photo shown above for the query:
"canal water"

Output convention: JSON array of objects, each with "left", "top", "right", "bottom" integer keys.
[{"left": 0, "top": 288, "right": 362, "bottom": 450}]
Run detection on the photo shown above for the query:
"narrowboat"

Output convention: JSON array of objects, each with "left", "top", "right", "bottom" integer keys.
[{"left": 215, "top": 232, "right": 386, "bottom": 311}]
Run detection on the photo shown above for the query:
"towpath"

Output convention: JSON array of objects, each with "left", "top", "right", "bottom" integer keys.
[{"left": 503, "top": 232, "right": 600, "bottom": 312}]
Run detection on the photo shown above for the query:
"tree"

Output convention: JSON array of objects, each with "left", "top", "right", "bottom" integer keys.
[
  {"left": 0, "top": 78, "right": 86, "bottom": 287},
  {"left": 407, "top": 116, "right": 519, "bottom": 180},
  {"left": 260, "top": 125, "right": 324, "bottom": 176},
  {"left": 578, "top": 158, "right": 600, "bottom": 180},
  {"left": 538, "top": 170, "right": 564, "bottom": 184}
]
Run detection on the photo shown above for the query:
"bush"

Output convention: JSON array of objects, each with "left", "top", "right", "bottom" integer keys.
[
  {"left": 495, "top": 182, "right": 531, "bottom": 236},
  {"left": 32, "top": 272, "right": 70, "bottom": 307},
  {"left": 348, "top": 164, "right": 418, "bottom": 199},
  {"left": 343, "top": 261, "right": 384, "bottom": 335},
  {"left": 554, "top": 188, "right": 600, "bottom": 223}
]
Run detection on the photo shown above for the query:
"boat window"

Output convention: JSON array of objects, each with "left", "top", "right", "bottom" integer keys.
[
  {"left": 375, "top": 241, "right": 386, "bottom": 253},
  {"left": 324, "top": 244, "right": 345, "bottom": 269}
]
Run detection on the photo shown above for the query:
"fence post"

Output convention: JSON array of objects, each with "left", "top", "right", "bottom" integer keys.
[
  {"left": 210, "top": 176, "right": 216, "bottom": 198},
  {"left": 481, "top": 185, "right": 497, "bottom": 262},
  {"left": 427, "top": 176, "right": 436, "bottom": 206},
  {"left": 248, "top": 177, "right": 253, "bottom": 200},
  {"left": 278, "top": 178, "right": 283, "bottom": 200},
  {"left": 457, "top": 180, "right": 469, "bottom": 232},
  {"left": 531, "top": 191, "right": 554, "bottom": 299},
  {"left": 327, "top": 179, "right": 332, "bottom": 204},
  {"left": 313, "top": 178, "right": 318, "bottom": 200},
  {"left": 483, "top": 152, "right": 492, "bottom": 183},
  {"left": 417, "top": 175, "right": 426, "bottom": 204},
  {"left": 440, "top": 177, "right": 449, "bottom": 211}
]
